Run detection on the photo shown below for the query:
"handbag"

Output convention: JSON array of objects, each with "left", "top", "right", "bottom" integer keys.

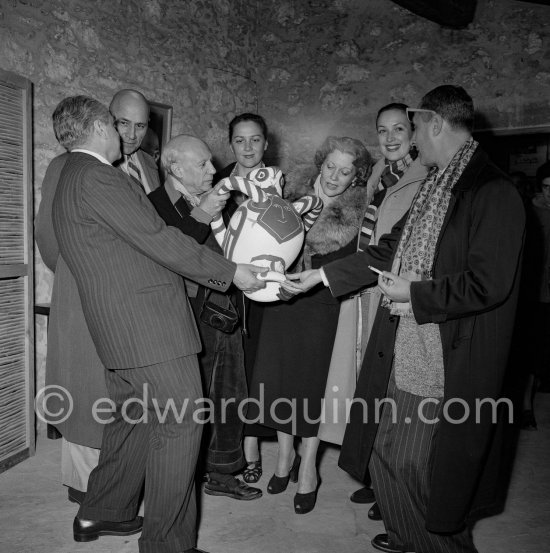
[{"left": 199, "top": 288, "right": 239, "bottom": 333}]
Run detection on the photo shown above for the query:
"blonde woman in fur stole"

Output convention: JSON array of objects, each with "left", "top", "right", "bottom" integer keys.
[{"left": 249, "top": 136, "right": 373, "bottom": 514}]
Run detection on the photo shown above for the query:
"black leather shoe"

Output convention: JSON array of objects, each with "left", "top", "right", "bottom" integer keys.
[
  {"left": 368, "top": 501, "right": 382, "bottom": 521},
  {"left": 73, "top": 516, "right": 143, "bottom": 542},
  {"left": 204, "top": 475, "right": 262, "bottom": 500},
  {"left": 67, "top": 487, "right": 86, "bottom": 505},
  {"left": 350, "top": 486, "right": 375, "bottom": 504},
  {"left": 371, "top": 533, "right": 407, "bottom": 553}
]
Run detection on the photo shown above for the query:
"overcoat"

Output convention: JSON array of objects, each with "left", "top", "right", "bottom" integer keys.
[{"left": 324, "top": 148, "right": 525, "bottom": 533}]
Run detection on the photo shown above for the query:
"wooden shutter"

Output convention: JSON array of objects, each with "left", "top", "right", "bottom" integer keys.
[{"left": 0, "top": 69, "right": 34, "bottom": 472}]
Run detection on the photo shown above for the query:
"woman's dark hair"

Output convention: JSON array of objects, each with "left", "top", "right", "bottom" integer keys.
[
  {"left": 228, "top": 113, "right": 268, "bottom": 142},
  {"left": 314, "top": 136, "right": 373, "bottom": 187},
  {"left": 375, "top": 102, "right": 409, "bottom": 127}
]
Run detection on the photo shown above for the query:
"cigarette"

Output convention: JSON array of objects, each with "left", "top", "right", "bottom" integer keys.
[{"left": 368, "top": 265, "right": 383, "bottom": 275}]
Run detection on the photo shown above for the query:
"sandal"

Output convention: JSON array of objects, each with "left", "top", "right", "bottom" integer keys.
[{"left": 243, "top": 459, "right": 262, "bottom": 483}]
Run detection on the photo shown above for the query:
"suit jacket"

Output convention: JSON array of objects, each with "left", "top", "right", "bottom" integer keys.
[
  {"left": 135, "top": 148, "right": 161, "bottom": 192},
  {"left": 148, "top": 185, "right": 210, "bottom": 245},
  {"left": 53, "top": 152, "right": 236, "bottom": 370},
  {"left": 35, "top": 153, "right": 106, "bottom": 447},
  {"left": 331, "top": 148, "right": 525, "bottom": 532},
  {"left": 148, "top": 184, "right": 214, "bottom": 298}
]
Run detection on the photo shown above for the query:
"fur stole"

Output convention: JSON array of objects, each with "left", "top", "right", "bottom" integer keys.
[{"left": 284, "top": 168, "right": 372, "bottom": 264}]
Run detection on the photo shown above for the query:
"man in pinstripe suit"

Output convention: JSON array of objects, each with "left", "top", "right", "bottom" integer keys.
[
  {"left": 35, "top": 90, "right": 163, "bottom": 510},
  {"left": 51, "top": 95, "right": 266, "bottom": 553}
]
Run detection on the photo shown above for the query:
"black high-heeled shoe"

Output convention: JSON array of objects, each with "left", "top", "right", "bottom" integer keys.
[
  {"left": 294, "top": 478, "right": 319, "bottom": 515},
  {"left": 267, "top": 454, "right": 301, "bottom": 494}
]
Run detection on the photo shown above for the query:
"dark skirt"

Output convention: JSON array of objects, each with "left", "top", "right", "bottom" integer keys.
[{"left": 250, "top": 285, "right": 341, "bottom": 437}]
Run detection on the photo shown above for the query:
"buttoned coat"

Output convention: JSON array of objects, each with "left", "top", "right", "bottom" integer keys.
[{"left": 325, "top": 148, "right": 525, "bottom": 533}]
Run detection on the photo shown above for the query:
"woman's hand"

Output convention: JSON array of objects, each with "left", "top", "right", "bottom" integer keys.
[
  {"left": 281, "top": 269, "right": 323, "bottom": 294},
  {"left": 377, "top": 271, "right": 411, "bottom": 302}
]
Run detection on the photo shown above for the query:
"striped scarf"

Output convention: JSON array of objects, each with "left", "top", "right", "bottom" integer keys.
[
  {"left": 382, "top": 137, "right": 479, "bottom": 316},
  {"left": 358, "top": 152, "right": 416, "bottom": 251}
]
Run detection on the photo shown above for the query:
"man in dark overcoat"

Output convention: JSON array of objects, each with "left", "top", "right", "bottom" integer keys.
[{"left": 285, "top": 85, "right": 525, "bottom": 553}]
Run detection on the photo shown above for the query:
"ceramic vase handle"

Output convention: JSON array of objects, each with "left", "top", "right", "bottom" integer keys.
[
  {"left": 210, "top": 176, "right": 268, "bottom": 247},
  {"left": 291, "top": 195, "right": 324, "bottom": 231}
]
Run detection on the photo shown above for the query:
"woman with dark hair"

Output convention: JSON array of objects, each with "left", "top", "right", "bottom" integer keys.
[
  {"left": 214, "top": 112, "right": 269, "bottom": 181},
  {"left": 334, "top": 103, "right": 428, "bottom": 513},
  {"left": 213, "top": 113, "right": 272, "bottom": 485},
  {"left": 250, "top": 136, "right": 373, "bottom": 514}
]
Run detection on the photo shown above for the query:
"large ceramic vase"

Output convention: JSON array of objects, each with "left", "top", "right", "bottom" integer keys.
[{"left": 211, "top": 167, "right": 323, "bottom": 302}]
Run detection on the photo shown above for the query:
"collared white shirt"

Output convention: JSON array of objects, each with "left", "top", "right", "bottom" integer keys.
[{"left": 72, "top": 149, "right": 111, "bottom": 166}]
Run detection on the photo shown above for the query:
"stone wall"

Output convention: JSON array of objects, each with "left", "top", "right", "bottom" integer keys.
[
  {"left": 255, "top": 0, "right": 550, "bottom": 168},
  {"left": 0, "top": 0, "right": 259, "bottom": 433}
]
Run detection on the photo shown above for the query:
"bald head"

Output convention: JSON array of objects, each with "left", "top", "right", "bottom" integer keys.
[
  {"left": 110, "top": 89, "right": 149, "bottom": 115},
  {"left": 161, "top": 135, "right": 205, "bottom": 167},
  {"left": 109, "top": 89, "right": 150, "bottom": 156},
  {"left": 162, "top": 134, "right": 216, "bottom": 195}
]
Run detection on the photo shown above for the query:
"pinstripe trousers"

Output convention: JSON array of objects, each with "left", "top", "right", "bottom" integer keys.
[
  {"left": 370, "top": 371, "right": 478, "bottom": 553},
  {"left": 78, "top": 355, "right": 203, "bottom": 553}
]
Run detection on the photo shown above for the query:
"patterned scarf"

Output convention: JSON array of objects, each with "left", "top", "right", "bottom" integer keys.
[
  {"left": 382, "top": 137, "right": 478, "bottom": 315},
  {"left": 358, "top": 152, "right": 416, "bottom": 252},
  {"left": 380, "top": 151, "right": 417, "bottom": 190}
]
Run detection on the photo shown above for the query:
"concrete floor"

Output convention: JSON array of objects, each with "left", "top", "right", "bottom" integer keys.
[{"left": 1, "top": 395, "right": 549, "bottom": 553}]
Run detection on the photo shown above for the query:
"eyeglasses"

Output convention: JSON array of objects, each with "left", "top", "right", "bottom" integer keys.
[{"left": 406, "top": 108, "right": 437, "bottom": 123}]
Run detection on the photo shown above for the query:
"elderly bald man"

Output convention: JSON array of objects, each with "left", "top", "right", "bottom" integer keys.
[{"left": 149, "top": 134, "right": 263, "bottom": 502}]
